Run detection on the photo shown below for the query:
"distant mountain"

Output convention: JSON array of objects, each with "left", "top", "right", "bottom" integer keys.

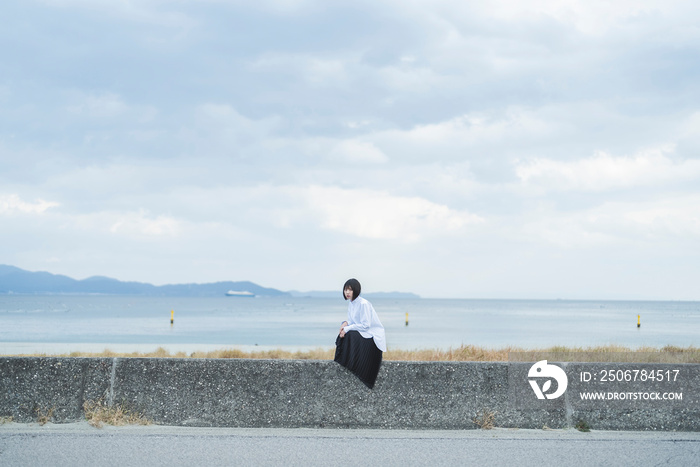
[
  {"left": 0, "top": 265, "right": 420, "bottom": 298},
  {"left": 0, "top": 265, "right": 288, "bottom": 297},
  {"left": 288, "top": 289, "right": 420, "bottom": 299}
]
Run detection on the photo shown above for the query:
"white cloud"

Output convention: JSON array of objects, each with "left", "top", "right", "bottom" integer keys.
[
  {"left": 515, "top": 147, "right": 700, "bottom": 192},
  {"left": 194, "top": 103, "right": 281, "bottom": 144},
  {"left": 64, "top": 92, "right": 158, "bottom": 127},
  {"left": 345, "top": 120, "right": 372, "bottom": 129},
  {"left": 109, "top": 210, "right": 181, "bottom": 238},
  {"left": 249, "top": 53, "right": 353, "bottom": 87},
  {"left": 0, "top": 194, "right": 59, "bottom": 215},
  {"left": 679, "top": 111, "right": 700, "bottom": 139},
  {"left": 67, "top": 93, "right": 128, "bottom": 118},
  {"left": 44, "top": 206, "right": 183, "bottom": 238},
  {"left": 619, "top": 195, "right": 700, "bottom": 238},
  {"left": 329, "top": 140, "right": 388, "bottom": 164},
  {"left": 303, "top": 185, "right": 483, "bottom": 241},
  {"left": 371, "top": 108, "right": 558, "bottom": 162},
  {"left": 519, "top": 192, "right": 700, "bottom": 249},
  {"left": 431, "top": 0, "right": 696, "bottom": 36},
  {"left": 38, "top": 0, "right": 196, "bottom": 28},
  {"left": 377, "top": 63, "right": 447, "bottom": 93}
]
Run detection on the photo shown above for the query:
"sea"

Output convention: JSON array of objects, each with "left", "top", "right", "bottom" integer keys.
[{"left": 0, "top": 295, "right": 698, "bottom": 355}]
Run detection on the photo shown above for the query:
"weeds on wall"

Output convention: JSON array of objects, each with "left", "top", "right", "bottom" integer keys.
[
  {"left": 83, "top": 399, "right": 151, "bottom": 428},
  {"left": 473, "top": 409, "right": 497, "bottom": 430}
]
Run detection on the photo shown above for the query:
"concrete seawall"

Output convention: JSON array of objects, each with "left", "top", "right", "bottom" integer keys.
[{"left": 1, "top": 358, "right": 698, "bottom": 431}]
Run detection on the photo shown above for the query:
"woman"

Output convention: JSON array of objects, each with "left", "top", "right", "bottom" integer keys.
[{"left": 334, "top": 278, "right": 386, "bottom": 389}]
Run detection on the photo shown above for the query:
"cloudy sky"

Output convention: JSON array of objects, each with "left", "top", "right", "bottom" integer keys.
[{"left": 1, "top": 0, "right": 699, "bottom": 299}]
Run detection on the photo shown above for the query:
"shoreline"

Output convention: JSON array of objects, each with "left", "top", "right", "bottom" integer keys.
[{"left": 0, "top": 342, "right": 329, "bottom": 355}]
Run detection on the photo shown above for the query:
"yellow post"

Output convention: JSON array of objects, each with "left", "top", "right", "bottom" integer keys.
[
  {"left": 637, "top": 314, "right": 640, "bottom": 328},
  {"left": 171, "top": 309, "right": 174, "bottom": 324},
  {"left": 405, "top": 312, "right": 409, "bottom": 326}
]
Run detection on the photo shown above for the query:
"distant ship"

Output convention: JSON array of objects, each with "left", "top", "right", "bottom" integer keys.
[{"left": 226, "top": 290, "right": 255, "bottom": 297}]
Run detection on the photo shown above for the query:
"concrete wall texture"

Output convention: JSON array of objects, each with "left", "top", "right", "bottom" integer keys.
[{"left": 1, "top": 358, "right": 698, "bottom": 431}]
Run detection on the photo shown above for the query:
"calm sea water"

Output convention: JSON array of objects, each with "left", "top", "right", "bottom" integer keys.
[{"left": 0, "top": 295, "right": 698, "bottom": 354}]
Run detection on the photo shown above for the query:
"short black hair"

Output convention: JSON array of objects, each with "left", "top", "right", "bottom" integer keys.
[{"left": 343, "top": 278, "right": 361, "bottom": 301}]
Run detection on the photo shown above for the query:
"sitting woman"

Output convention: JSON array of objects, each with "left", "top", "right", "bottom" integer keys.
[{"left": 334, "top": 278, "right": 386, "bottom": 389}]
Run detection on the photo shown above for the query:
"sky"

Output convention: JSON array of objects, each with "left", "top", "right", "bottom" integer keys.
[{"left": 1, "top": 0, "right": 700, "bottom": 299}]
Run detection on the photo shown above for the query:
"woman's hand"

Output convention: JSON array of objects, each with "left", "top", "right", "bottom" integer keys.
[{"left": 339, "top": 321, "right": 348, "bottom": 337}]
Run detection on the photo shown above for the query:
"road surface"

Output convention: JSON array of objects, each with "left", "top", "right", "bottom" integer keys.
[{"left": 2, "top": 423, "right": 699, "bottom": 466}]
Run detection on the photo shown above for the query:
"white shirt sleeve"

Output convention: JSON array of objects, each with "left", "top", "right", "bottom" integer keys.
[
  {"left": 341, "top": 297, "right": 387, "bottom": 352},
  {"left": 343, "top": 300, "right": 371, "bottom": 333}
]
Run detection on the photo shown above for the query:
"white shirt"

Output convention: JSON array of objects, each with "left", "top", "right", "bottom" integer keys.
[{"left": 342, "top": 296, "right": 387, "bottom": 352}]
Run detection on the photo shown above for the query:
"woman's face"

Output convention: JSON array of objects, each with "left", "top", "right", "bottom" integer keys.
[{"left": 344, "top": 286, "right": 354, "bottom": 300}]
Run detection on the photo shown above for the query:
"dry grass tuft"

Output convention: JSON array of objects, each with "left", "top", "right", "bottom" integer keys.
[
  {"left": 575, "top": 419, "right": 591, "bottom": 432},
  {"left": 473, "top": 409, "right": 497, "bottom": 429},
  {"left": 0, "top": 416, "right": 14, "bottom": 424},
  {"left": 36, "top": 406, "right": 55, "bottom": 425},
  {"left": 83, "top": 399, "right": 151, "bottom": 428}
]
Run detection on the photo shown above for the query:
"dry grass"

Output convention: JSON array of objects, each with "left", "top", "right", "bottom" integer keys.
[
  {"left": 189, "top": 347, "right": 336, "bottom": 360},
  {"left": 13, "top": 346, "right": 336, "bottom": 360},
  {"left": 83, "top": 399, "right": 151, "bottom": 428},
  {"left": 508, "top": 344, "right": 700, "bottom": 363},
  {"left": 36, "top": 406, "right": 55, "bottom": 425},
  {"left": 473, "top": 409, "right": 497, "bottom": 429},
  {"left": 575, "top": 419, "right": 591, "bottom": 432},
  {"left": 385, "top": 345, "right": 518, "bottom": 362},
  {"left": 4, "top": 344, "right": 699, "bottom": 363},
  {"left": 0, "top": 416, "right": 14, "bottom": 424}
]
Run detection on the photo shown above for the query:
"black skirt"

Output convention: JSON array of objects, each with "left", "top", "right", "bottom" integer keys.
[{"left": 334, "top": 330, "right": 383, "bottom": 389}]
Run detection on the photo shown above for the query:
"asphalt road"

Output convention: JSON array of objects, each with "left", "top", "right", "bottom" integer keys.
[{"left": 2, "top": 423, "right": 700, "bottom": 466}]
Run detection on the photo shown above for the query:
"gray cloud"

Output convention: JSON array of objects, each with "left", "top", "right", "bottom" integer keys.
[{"left": 1, "top": 0, "right": 699, "bottom": 298}]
